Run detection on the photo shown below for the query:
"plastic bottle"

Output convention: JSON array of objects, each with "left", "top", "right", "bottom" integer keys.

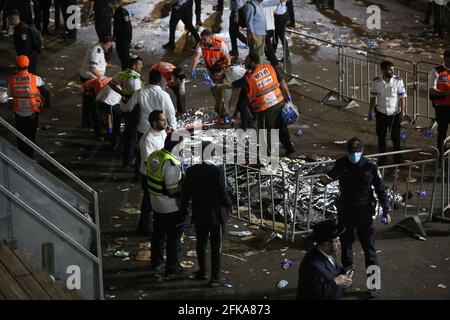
[
  {"left": 380, "top": 215, "right": 388, "bottom": 225},
  {"left": 295, "top": 129, "right": 303, "bottom": 137}
]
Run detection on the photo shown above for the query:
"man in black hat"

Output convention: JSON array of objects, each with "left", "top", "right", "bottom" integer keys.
[
  {"left": 297, "top": 220, "right": 352, "bottom": 300},
  {"left": 320, "top": 137, "right": 391, "bottom": 299}
]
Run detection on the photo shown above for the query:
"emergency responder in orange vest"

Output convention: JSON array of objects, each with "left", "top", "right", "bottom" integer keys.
[
  {"left": 216, "top": 52, "right": 295, "bottom": 157},
  {"left": 430, "top": 49, "right": 450, "bottom": 155},
  {"left": 81, "top": 76, "right": 112, "bottom": 140},
  {"left": 149, "top": 62, "right": 187, "bottom": 114},
  {"left": 8, "top": 55, "right": 49, "bottom": 158}
]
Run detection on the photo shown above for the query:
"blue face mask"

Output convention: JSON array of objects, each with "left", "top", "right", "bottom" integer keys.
[{"left": 348, "top": 152, "right": 362, "bottom": 164}]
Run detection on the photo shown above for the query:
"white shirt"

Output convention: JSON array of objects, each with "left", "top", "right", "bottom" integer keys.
[
  {"left": 96, "top": 85, "right": 121, "bottom": 105},
  {"left": 318, "top": 249, "right": 336, "bottom": 268},
  {"left": 10, "top": 75, "right": 44, "bottom": 117},
  {"left": 275, "top": 1, "right": 287, "bottom": 15},
  {"left": 150, "top": 158, "right": 182, "bottom": 213},
  {"left": 433, "top": 0, "right": 448, "bottom": 5},
  {"left": 224, "top": 65, "right": 247, "bottom": 83},
  {"left": 429, "top": 64, "right": 450, "bottom": 90},
  {"left": 122, "top": 84, "right": 177, "bottom": 133},
  {"left": 370, "top": 76, "right": 407, "bottom": 115},
  {"left": 80, "top": 44, "right": 107, "bottom": 79},
  {"left": 262, "top": 1, "right": 276, "bottom": 31},
  {"left": 139, "top": 127, "right": 167, "bottom": 175}
]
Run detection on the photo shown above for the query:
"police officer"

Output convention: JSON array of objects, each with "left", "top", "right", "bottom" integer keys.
[
  {"left": 163, "top": 0, "right": 200, "bottom": 50},
  {"left": 368, "top": 60, "right": 407, "bottom": 166},
  {"left": 8, "top": 55, "right": 49, "bottom": 158},
  {"left": 150, "top": 62, "right": 187, "bottom": 114},
  {"left": 216, "top": 53, "right": 295, "bottom": 156},
  {"left": 6, "top": 0, "right": 32, "bottom": 25},
  {"left": 320, "top": 137, "right": 392, "bottom": 299},
  {"left": 113, "top": 0, "right": 132, "bottom": 70},
  {"left": 430, "top": 49, "right": 450, "bottom": 154},
  {"left": 8, "top": 9, "right": 40, "bottom": 74},
  {"left": 148, "top": 133, "right": 185, "bottom": 279}
]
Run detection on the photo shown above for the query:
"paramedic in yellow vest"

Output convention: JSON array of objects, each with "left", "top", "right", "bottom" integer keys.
[
  {"left": 8, "top": 55, "right": 49, "bottom": 158},
  {"left": 430, "top": 49, "right": 450, "bottom": 155},
  {"left": 217, "top": 53, "right": 295, "bottom": 156},
  {"left": 147, "top": 133, "right": 186, "bottom": 279}
]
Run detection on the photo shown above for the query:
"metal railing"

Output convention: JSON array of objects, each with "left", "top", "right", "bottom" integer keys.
[
  {"left": 439, "top": 136, "right": 450, "bottom": 221},
  {"left": 0, "top": 116, "right": 103, "bottom": 299}
]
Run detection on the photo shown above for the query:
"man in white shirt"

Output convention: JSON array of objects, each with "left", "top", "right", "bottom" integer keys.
[
  {"left": 137, "top": 110, "right": 168, "bottom": 236},
  {"left": 369, "top": 60, "right": 407, "bottom": 166},
  {"left": 123, "top": 69, "right": 177, "bottom": 181},
  {"left": 79, "top": 36, "right": 113, "bottom": 82},
  {"left": 262, "top": 0, "right": 279, "bottom": 65}
]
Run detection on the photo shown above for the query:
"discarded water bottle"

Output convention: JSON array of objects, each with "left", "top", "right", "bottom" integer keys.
[
  {"left": 417, "top": 190, "right": 427, "bottom": 198},
  {"left": 277, "top": 280, "right": 288, "bottom": 288},
  {"left": 400, "top": 127, "right": 407, "bottom": 142},
  {"left": 423, "top": 129, "right": 434, "bottom": 138},
  {"left": 295, "top": 129, "right": 303, "bottom": 137},
  {"left": 223, "top": 114, "right": 231, "bottom": 124},
  {"left": 238, "top": 44, "right": 248, "bottom": 49},
  {"left": 380, "top": 215, "right": 388, "bottom": 225},
  {"left": 280, "top": 259, "right": 295, "bottom": 270}
]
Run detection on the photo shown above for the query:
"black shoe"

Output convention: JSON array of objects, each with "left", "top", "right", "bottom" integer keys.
[
  {"left": 162, "top": 42, "right": 175, "bottom": 50},
  {"left": 165, "top": 269, "right": 187, "bottom": 280},
  {"left": 368, "top": 289, "right": 378, "bottom": 299},
  {"left": 209, "top": 276, "right": 224, "bottom": 287},
  {"left": 213, "top": 5, "right": 223, "bottom": 11},
  {"left": 193, "top": 270, "right": 208, "bottom": 280},
  {"left": 196, "top": 20, "right": 203, "bottom": 27},
  {"left": 150, "top": 264, "right": 165, "bottom": 273}
]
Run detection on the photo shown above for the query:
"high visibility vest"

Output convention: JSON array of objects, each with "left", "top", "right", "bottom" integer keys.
[
  {"left": 433, "top": 65, "right": 450, "bottom": 106},
  {"left": 8, "top": 70, "right": 42, "bottom": 114},
  {"left": 147, "top": 149, "right": 181, "bottom": 196},
  {"left": 118, "top": 69, "right": 141, "bottom": 103},
  {"left": 150, "top": 62, "right": 176, "bottom": 88},
  {"left": 201, "top": 36, "right": 227, "bottom": 70},
  {"left": 245, "top": 64, "right": 284, "bottom": 113},
  {"left": 82, "top": 76, "right": 112, "bottom": 97}
]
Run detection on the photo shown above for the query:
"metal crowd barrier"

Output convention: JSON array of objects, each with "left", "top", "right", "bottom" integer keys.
[
  {"left": 439, "top": 136, "right": 450, "bottom": 222},
  {"left": 288, "top": 148, "right": 439, "bottom": 241},
  {"left": 284, "top": 29, "right": 439, "bottom": 122}
]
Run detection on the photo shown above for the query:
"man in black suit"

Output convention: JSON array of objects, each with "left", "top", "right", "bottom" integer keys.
[
  {"left": 181, "top": 141, "right": 232, "bottom": 287},
  {"left": 297, "top": 220, "right": 352, "bottom": 300}
]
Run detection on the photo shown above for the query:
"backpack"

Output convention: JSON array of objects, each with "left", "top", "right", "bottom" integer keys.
[
  {"left": 238, "top": 1, "right": 256, "bottom": 28},
  {"left": 29, "top": 26, "right": 43, "bottom": 53}
]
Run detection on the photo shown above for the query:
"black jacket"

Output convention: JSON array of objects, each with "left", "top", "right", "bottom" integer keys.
[
  {"left": 297, "top": 247, "right": 344, "bottom": 300},
  {"left": 113, "top": 6, "right": 132, "bottom": 41},
  {"left": 13, "top": 22, "right": 35, "bottom": 56},
  {"left": 181, "top": 162, "right": 232, "bottom": 226},
  {"left": 327, "top": 156, "right": 389, "bottom": 212}
]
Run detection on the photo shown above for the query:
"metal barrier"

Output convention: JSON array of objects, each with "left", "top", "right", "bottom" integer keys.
[
  {"left": 416, "top": 60, "right": 440, "bottom": 121},
  {"left": 289, "top": 148, "right": 439, "bottom": 241},
  {"left": 0, "top": 116, "right": 103, "bottom": 299},
  {"left": 439, "top": 136, "right": 450, "bottom": 222}
]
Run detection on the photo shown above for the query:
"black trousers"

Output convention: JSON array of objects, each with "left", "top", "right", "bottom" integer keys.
[
  {"left": 265, "top": 30, "right": 278, "bottom": 65},
  {"left": 168, "top": 1, "right": 200, "bottom": 44},
  {"left": 433, "top": 3, "right": 445, "bottom": 36},
  {"left": 256, "top": 103, "right": 294, "bottom": 153},
  {"left": 375, "top": 110, "right": 401, "bottom": 165},
  {"left": 0, "top": 0, "right": 7, "bottom": 30},
  {"left": 287, "top": 0, "right": 295, "bottom": 24},
  {"left": 424, "top": 1, "right": 433, "bottom": 24},
  {"left": 34, "top": 0, "right": 51, "bottom": 32},
  {"left": 229, "top": 11, "right": 247, "bottom": 54},
  {"left": 435, "top": 105, "right": 450, "bottom": 154},
  {"left": 82, "top": 95, "right": 103, "bottom": 137},
  {"left": 94, "top": 12, "right": 112, "bottom": 39},
  {"left": 236, "top": 90, "right": 256, "bottom": 130},
  {"left": 339, "top": 205, "right": 378, "bottom": 270},
  {"left": 169, "top": 85, "right": 186, "bottom": 113},
  {"left": 98, "top": 101, "right": 121, "bottom": 147},
  {"left": 116, "top": 39, "right": 130, "bottom": 70},
  {"left": 61, "top": 0, "right": 77, "bottom": 38},
  {"left": 122, "top": 111, "right": 138, "bottom": 168},
  {"left": 195, "top": 224, "right": 223, "bottom": 279},
  {"left": 27, "top": 52, "right": 38, "bottom": 75},
  {"left": 274, "top": 13, "right": 290, "bottom": 58},
  {"left": 139, "top": 174, "right": 153, "bottom": 232},
  {"left": 151, "top": 211, "right": 185, "bottom": 275},
  {"left": 54, "top": 0, "right": 62, "bottom": 31},
  {"left": 15, "top": 112, "right": 39, "bottom": 159},
  {"left": 194, "top": 0, "right": 201, "bottom": 21}
]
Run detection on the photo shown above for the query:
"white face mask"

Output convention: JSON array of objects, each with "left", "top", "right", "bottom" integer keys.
[{"left": 348, "top": 152, "right": 362, "bottom": 164}]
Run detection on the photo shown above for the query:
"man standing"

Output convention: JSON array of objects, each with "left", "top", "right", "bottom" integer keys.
[
  {"left": 320, "top": 137, "right": 392, "bottom": 299},
  {"left": 368, "top": 60, "right": 407, "bottom": 166},
  {"left": 430, "top": 50, "right": 450, "bottom": 154},
  {"left": 8, "top": 9, "right": 40, "bottom": 74},
  {"left": 113, "top": 0, "right": 132, "bottom": 70},
  {"left": 33, "top": 0, "right": 51, "bottom": 35},
  {"left": 148, "top": 133, "right": 185, "bottom": 279},
  {"left": 150, "top": 62, "right": 187, "bottom": 114},
  {"left": 181, "top": 141, "right": 232, "bottom": 287},
  {"left": 262, "top": 0, "right": 279, "bottom": 66},
  {"left": 217, "top": 53, "right": 295, "bottom": 156},
  {"left": 297, "top": 220, "right": 352, "bottom": 300},
  {"left": 163, "top": 0, "right": 200, "bottom": 50},
  {"left": 229, "top": 0, "right": 247, "bottom": 58},
  {"left": 274, "top": 0, "right": 290, "bottom": 62},
  {"left": 8, "top": 55, "right": 49, "bottom": 158},
  {"left": 431, "top": 0, "right": 449, "bottom": 37},
  {"left": 137, "top": 110, "right": 167, "bottom": 236}
]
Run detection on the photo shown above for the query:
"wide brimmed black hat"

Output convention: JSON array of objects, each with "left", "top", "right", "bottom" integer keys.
[{"left": 307, "top": 220, "right": 345, "bottom": 244}]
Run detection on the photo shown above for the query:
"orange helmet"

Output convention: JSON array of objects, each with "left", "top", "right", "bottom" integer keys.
[{"left": 16, "top": 55, "right": 29, "bottom": 68}]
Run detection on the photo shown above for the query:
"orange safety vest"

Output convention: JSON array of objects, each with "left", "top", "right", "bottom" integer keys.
[
  {"left": 8, "top": 70, "right": 42, "bottom": 114},
  {"left": 82, "top": 76, "right": 112, "bottom": 97},
  {"left": 150, "top": 62, "right": 176, "bottom": 88},
  {"left": 433, "top": 65, "right": 450, "bottom": 106},
  {"left": 201, "top": 36, "right": 227, "bottom": 70},
  {"left": 245, "top": 64, "right": 284, "bottom": 113}
]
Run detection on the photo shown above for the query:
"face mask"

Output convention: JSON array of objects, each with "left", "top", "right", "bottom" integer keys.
[{"left": 348, "top": 152, "right": 362, "bottom": 164}]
